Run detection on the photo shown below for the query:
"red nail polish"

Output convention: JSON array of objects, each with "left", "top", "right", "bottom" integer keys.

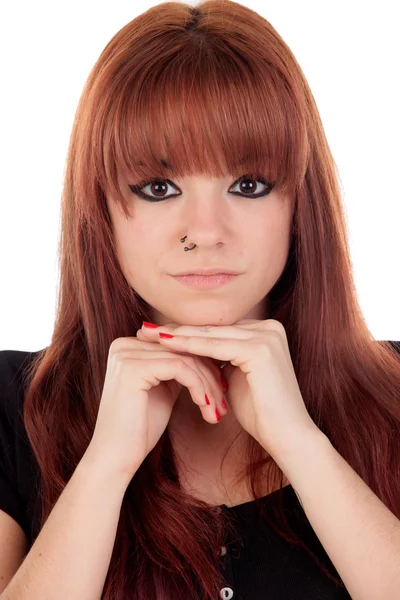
[
  {"left": 205, "top": 394, "right": 210, "bottom": 405},
  {"left": 143, "top": 321, "right": 159, "bottom": 328},
  {"left": 221, "top": 398, "right": 227, "bottom": 410},
  {"left": 159, "top": 332, "right": 174, "bottom": 339},
  {"left": 215, "top": 408, "right": 221, "bottom": 422}
]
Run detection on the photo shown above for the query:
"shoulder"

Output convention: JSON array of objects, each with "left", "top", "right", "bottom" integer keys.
[
  {"left": 379, "top": 340, "right": 400, "bottom": 356},
  {"left": 0, "top": 349, "right": 45, "bottom": 544},
  {"left": 387, "top": 341, "right": 400, "bottom": 354},
  {"left": 0, "top": 348, "right": 43, "bottom": 378},
  {"left": 0, "top": 348, "right": 45, "bottom": 421}
]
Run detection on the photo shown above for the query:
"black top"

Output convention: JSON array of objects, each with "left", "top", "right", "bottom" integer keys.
[{"left": 1, "top": 342, "right": 399, "bottom": 599}]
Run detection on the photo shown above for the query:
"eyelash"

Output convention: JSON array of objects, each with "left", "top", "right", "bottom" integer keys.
[{"left": 128, "top": 175, "right": 275, "bottom": 202}]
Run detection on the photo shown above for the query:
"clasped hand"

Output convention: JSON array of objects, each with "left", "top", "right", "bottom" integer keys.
[{"left": 137, "top": 318, "right": 321, "bottom": 464}]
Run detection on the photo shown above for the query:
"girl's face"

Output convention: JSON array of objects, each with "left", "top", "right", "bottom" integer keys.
[{"left": 106, "top": 173, "right": 294, "bottom": 326}]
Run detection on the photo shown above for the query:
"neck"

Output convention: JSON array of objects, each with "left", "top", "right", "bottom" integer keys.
[{"left": 166, "top": 387, "right": 286, "bottom": 498}]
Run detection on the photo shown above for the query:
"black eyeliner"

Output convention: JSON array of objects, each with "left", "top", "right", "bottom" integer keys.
[{"left": 128, "top": 175, "right": 275, "bottom": 202}]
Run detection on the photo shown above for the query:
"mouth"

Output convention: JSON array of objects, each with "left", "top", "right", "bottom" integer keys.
[
  {"left": 172, "top": 268, "right": 241, "bottom": 276},
  {"left": 171, "top": 273, "right": 240, "bottom": 289}
]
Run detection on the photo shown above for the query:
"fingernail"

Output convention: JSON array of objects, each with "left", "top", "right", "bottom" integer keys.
[
  {"left": 215, "top": 408, "right": 221, "bottom": 422},
  {"left": 220, "top": 373, "right": 228, "bottom": 392},
  {"left": 205, "top": 394, "right": 210, "bottom": 405},
  {"left": 221, "top": 398, "right": 227, "bottom": 410},
  {"left": 159, "top": 333, "right": 174, "bottom": 339},
  {"left": 143, "top": 321, "right": 159, "bottom": 328}
]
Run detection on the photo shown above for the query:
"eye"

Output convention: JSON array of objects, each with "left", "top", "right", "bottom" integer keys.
[
  {"left": 129, "top": 179, "right": 180, "bottom": 202},
  {"left": 128, "top": 175, "right": 275, "bottom": 202},
  {"left": 229, "top": 175, "right": 275, "bottom": 198}
]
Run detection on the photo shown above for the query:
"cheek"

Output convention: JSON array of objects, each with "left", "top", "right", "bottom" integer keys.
[
  {"left": 257, "top": 208, "right": 291, "bottom": 247},
  {"left": 254, "top": 213, "right": 292, "bottom": 277},
  {"left": 113, "top": 221, "right": 157, "bottom": 283}
]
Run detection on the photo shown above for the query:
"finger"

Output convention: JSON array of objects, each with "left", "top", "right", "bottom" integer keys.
[
  {"left": 120, "top": 348, "right": 221, "bottom": 423},
  {"left": 158, "top": 333, "right": 239, "bottom": 364},
  {"left": 177, "top": 354, "right": 224, "bottom": 423},
  {"left": 141, "top": 323, "right": 259, "bottom": 341},
  {"left": 195, "top": 357, "right": 229, "bottom": 417},
  {"left": 136, "top": 331, "right": 228, "bottom": 416}
]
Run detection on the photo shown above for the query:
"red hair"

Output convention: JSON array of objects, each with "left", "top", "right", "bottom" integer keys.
[{"left": 22, "top": 1, "right": 400, "bottom": 598}]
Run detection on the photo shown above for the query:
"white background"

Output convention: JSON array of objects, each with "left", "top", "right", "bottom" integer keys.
[{"left": 0, "top": 0, "right": 398, "bottom": 351}]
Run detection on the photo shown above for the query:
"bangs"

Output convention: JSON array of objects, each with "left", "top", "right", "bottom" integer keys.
[{"left": 92, "top": 11, "right": 309, "bottom": 215}]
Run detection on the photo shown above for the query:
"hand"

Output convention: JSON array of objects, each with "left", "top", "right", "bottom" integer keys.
[
  {"left": 138, "top": 319, "right": 321, "bottom": 463},
  {"left": 86, "top": 326, "right": 228, "bottom": 481}
]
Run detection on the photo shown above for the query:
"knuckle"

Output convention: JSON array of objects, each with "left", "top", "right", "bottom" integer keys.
[
  {"left": 109, "top": 336, "right": 139, "bottom": 355},
  {"left": 267, "top": 319, "right": 286, "bottom": 335},
  {"left": 109, "top": 338, "right": 122, "bottom": 353},
  {"left": 109, "top": 345, "right": 125, "bottom": 363}
]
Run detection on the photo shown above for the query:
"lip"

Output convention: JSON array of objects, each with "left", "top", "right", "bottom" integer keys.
[
  {"left": 171, "top": 273, "right": 240, "bottom": 289},
  {"left": 172, "top": 268, "right": 241, "bottom": 276}
]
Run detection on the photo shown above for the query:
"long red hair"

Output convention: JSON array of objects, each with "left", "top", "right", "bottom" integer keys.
[{"left": 21, "top": 1, "right": 400, "bottom": 598}]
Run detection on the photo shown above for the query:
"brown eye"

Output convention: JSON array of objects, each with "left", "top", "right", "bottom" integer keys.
[
  {"left": 229, "top": 175, "right": 275, "bottom": 198},
  {"left": 147, "top": 181, "right": 171, "bottom": 197},
  {"left": 128, "top": 179, "right": 180, "bottom": 202},
  {"left": 240, "top": 178, "right": 257, "bottom": 193},
  {"left": 129, "top": 175, "right": 274, "bottom": 202}
]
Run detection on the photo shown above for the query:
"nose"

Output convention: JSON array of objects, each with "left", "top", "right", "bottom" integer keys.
[{"left": 181, "top": 188, "right": 229, "bottom": 248}]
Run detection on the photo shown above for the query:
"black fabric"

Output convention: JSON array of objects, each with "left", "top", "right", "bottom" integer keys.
[
  {"left": 0, "top": 349, "right": 43, "bottom": 543},
  {"left": 1, "top": 341, "right": 399, "bottom": 599}
]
